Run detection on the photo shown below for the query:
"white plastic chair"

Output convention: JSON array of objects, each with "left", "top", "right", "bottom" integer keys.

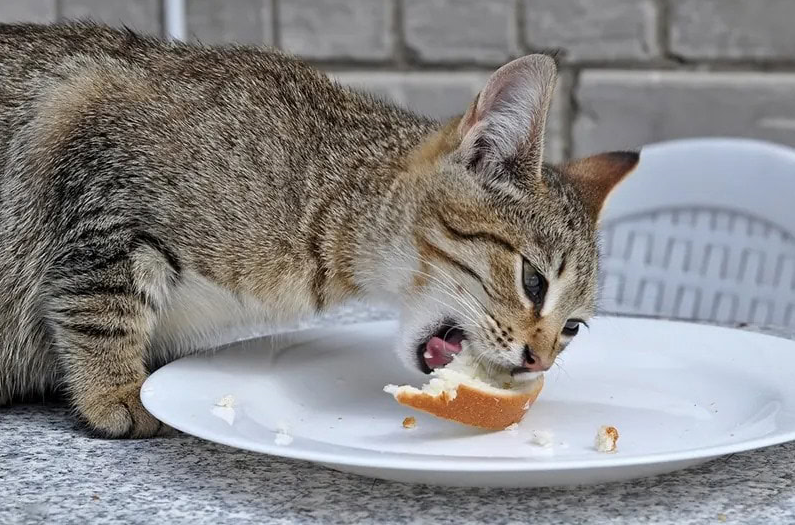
[{"left": 598, "top": 138, "right": 795, "bottom": 328}]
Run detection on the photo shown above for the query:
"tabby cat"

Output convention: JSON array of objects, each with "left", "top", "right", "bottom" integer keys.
[{"left": 0, "top": 23, "right": 638, "bottom": 438}]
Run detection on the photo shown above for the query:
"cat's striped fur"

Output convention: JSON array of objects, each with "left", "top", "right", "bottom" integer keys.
[{"left": 0, "top": 22, "right": 637, "bottom": 438}]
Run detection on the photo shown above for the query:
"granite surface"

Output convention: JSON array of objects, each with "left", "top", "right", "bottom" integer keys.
[{"left": 4, "top": 309, "right": 795, "bottom": 525}]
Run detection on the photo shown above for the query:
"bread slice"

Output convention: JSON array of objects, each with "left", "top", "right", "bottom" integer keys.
[{"left": 384, "top": 351, "right": 544, "bottom": 430}]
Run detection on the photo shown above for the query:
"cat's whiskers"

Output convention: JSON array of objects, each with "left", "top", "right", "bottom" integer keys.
[
  {"left": 356, "top": 271, "right": 481, "bottom": 329},
  {"left": 418, "top": 258, "right": 488, "bottom": 317},
  {"left": 419, "top": 296, "right": 481, "bottom": 332},
  {"left": 379, "top": 260, "right": 484, "bottom": 324},
  {"left": 470, "top": 345, "right": 501, "bottom": 379},
  {"left": 402, "top": 294, "right": 482, "bottom": 338},
  {"left": 553, "top": 356, "right": 571, "bottom": 380},
  {"left": 388, "top": 243, "right": 489, "bottom": 317},
  {"left": 386, "top": 248, "right": 485, "bottom": 317}
]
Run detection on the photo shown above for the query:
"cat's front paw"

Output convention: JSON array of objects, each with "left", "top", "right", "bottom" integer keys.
[{"left": 76, "top": 382, "right": 164, "bottom": 438}]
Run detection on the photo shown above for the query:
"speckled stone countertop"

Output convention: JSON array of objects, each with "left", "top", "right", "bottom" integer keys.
[{"left": 4, "top": 309, "right": 795, "bottom": 525}]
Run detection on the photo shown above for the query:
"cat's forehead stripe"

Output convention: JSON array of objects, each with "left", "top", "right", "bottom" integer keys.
[
  {"left": 540, "top": 258, "right": 571, "bottom": 318},
  {"left": 436, "top": 212, "right": 515, "bottom": 253}
]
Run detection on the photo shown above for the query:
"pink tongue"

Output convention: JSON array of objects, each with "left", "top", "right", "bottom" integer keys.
[{"left": 423, "top": 336, "right": 463, "bottom": 369}]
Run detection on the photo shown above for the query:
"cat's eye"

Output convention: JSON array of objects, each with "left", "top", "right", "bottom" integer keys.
[
  {"left": 562, "top": 319, "right": 581, "bottom": 337},
  {"left": 522, "top": 259, "right": 547, "bottom": 306}
]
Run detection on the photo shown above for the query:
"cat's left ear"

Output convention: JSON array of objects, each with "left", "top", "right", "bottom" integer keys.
[
  {"left": 457, "top": 54, "right": 557, "bottom": 190},
  {"left": 560, "top": 151, "right": 640, "bottom": 221}
]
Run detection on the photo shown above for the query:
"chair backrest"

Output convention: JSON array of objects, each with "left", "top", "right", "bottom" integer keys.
[{"left": 598, "top": 138, "right": 795, "bottom": 328}]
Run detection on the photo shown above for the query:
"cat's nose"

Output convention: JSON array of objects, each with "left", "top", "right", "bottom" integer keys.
[{"left": 522, "top": 344, "right": 551, "bottom": 372}]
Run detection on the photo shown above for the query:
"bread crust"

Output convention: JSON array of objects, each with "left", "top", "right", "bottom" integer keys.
[{"left": 392, "top": 376, "right": 544, "bottom": 430}]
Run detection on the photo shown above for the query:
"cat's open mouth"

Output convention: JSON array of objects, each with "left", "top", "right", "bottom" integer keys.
[{"left": 416, "top": 319, "right": 467, "bottom": 374}]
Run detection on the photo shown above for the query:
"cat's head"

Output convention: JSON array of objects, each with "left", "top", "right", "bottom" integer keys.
[{"left": 393, "top": 55, "right": 638, "bottom": 380}]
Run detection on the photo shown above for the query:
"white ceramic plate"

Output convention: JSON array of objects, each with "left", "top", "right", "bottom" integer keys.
[{"left": 142, "top": 317, "right": 795, "bottom": 487}]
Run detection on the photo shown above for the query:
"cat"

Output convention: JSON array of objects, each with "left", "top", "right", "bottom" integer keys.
[{"left": 0, "top": 22, "right": 638, "bottom": 438}]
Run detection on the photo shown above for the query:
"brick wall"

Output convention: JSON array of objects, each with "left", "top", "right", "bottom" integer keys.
[{"left": 3, "top": 0, "right": 794, "bottom": 162}]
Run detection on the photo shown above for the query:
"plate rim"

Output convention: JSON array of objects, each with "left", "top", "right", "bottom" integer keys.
[{"left": 142, "top": 316, "right": 795, "bottom": 473}]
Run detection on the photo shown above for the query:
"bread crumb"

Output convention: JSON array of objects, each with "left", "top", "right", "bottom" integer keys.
[
  {"left": 215, "top": 394, "right": 236, "bottom": 408},
  {"left": 504, "top": 423, "right": 519, "bottom": 432},
  {"left": 595, "top": 425, "right": 619, "bottom": 453},
  {"left": 210, "top": 406, "right": 235, "bottom": 425},
  {"left": 717, "top": 514, "right": 727, "bottom": 522},
  {"left": 274, "top": 432, "right": 293, "bottom": 446},
  {"left": 274, "top": 420, "right": 293, "bottom": 445},
  {"left": 403, "top": 417, "right": 416, "bottom": 429},
  {"left": 530, "top": 430, "right": 554, "bottom": 448}
]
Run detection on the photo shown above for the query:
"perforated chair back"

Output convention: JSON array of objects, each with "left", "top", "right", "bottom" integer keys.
[{"left": 599, "top": 138, "right": 795, "bottom": 328}]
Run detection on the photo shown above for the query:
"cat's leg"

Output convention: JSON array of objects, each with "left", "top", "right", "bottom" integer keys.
[{"left": 46, "top": 233, "right": 179, "bottom": 438}]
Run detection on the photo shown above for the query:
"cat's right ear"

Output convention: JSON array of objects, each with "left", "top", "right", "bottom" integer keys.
[
  {"left": 560, "top": 151, "right": 640, "bottom": 221},
  {"left": 457, "top": 54, "right": 557, "bottom": 191}
]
